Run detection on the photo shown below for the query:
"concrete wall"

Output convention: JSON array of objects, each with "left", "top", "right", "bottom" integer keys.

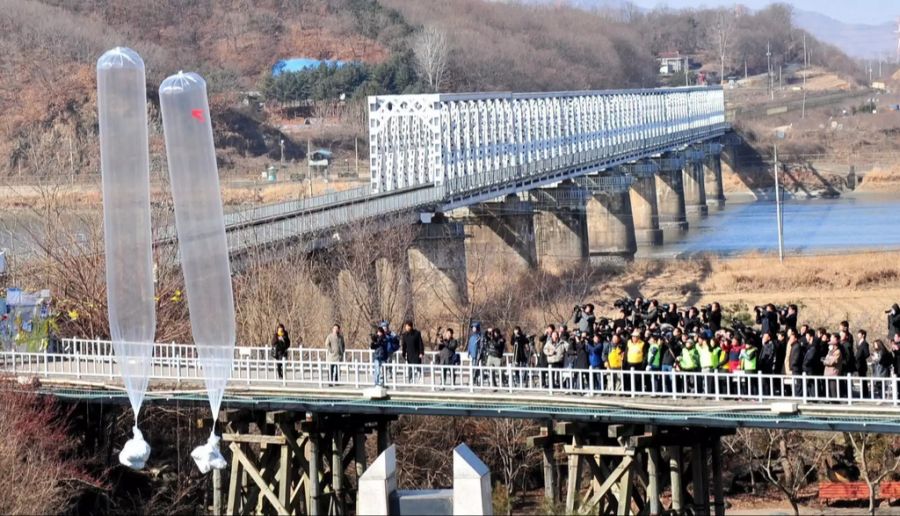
[
  {"left": 462, "top": 196, "right": 537, "bottom": 274},
  {"left": 705, "top": 154, "right": 726, "bottom": 209},
  {"left": 533, "top": 207, "right": 589, "bottom": 274}
]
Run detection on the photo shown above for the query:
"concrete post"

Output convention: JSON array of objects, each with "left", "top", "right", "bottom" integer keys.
[
  {"left": 453, "top": 444, "right": 493, "bottom": 515},
  {"left": 333, "top": 430, "right": 345, "bottom": 515},
  {"left": 377, "top": 420, "right": 391, "bottom": 454},
  {"left": 585, "top": 178, "right": 637, "bottom": 261},
  {"left": 682, "top": 152, "right": 708, "bottom": 220},
  {"left": 628, "top": 174, "right": 663, "bottom": 247},
  {"left": 532, "top": 182, "right": 589, "bottom": 273},
  {"left": 543, "top": 444, "right": 558, "bottom": 503},
  {"left": 357, "top": 445, "right": 397, "bottom": 516},
  {"left": 655, "top": 158, "right": 689, "bottom": 237},
  {"left": 408, "top": 218, "right": 468, "bottom": 315},
  {"left": 705, "top": 153, "right": 726, "bottom": 210}
]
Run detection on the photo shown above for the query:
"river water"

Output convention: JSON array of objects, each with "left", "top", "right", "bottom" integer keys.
[
  {"left": 2, "top": 194, "right": 898, "bottom": 260},
  {"left": 647, "top": 193, "right": 900, "bottom": 258}
]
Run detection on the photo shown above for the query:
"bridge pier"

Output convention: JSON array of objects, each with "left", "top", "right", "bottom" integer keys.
[
  {"left": 408, "top": 218, "right": 468, "bottom": 317},
  {"left": 579, "top": 173, "right": 637, "bottom": 262},
  {"left": 701, "top": 143, "right": 726, "bottom": 210},
  {"left": 681, "top": 149, "right": 709, "bottom": 220},
  {"left": 627, "top": 163, "right": 664, "bottom": 247},
  {"left": 216, "top": 409, "right": 396, "bottom": 516},
  {"left": 529, "top": 421, "right": 732, "bottom": 516},
  {"left": 654, "top": 156, "right": 689, "bottom": 238},
  {"left": 531, "top": 181, "right": 589, "bottom": 274},
  {"left": 459, "top": 194, "right": 537, "bottom": 274}
]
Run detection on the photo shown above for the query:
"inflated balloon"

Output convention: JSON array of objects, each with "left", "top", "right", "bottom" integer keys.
[
  {"left": 159, "top": 71, "right": 235, "bottom": 473},
  {"left": 97, "top": 47, "right": 155, "bottom": 470}
]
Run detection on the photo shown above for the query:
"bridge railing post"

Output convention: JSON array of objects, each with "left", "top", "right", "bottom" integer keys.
[
  {"left": 893, "top": 374, "right": 898, "bottom": 407},
  {"left": 802, "top": 373, "right": 808, "bottom": 404},
  {"left": 847, "top": 374, "right": 853, "bottom": 406}
]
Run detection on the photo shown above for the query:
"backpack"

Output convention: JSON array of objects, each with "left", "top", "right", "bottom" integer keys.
[{"left": 386, "top": 334, "right": 400, "bottom": 354}]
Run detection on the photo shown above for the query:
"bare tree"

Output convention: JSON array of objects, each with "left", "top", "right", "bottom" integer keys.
[
  {"left": 412, "top": 25, "right": 450, "bottom": 92},
  {"left": 847, "top": 433, "right": 900, "bottom": 515},
  {"left": 710, "top": 8, "right": 735, "bottom": 83},
  {"left": 759, "top": 430, "right": 836, "bottom": 516}
]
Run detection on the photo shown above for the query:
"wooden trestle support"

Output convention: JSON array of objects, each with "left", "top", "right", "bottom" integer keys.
[
  {"left": 528, "top": 422, "right": 733, "bottom": 516},
  {"left": 208, "top": 410, "right": 395, "bottom": 516}
]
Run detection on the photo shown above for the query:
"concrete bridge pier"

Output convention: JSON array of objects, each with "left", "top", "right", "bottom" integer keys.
[
  {"left": 681, "top": 149, "right": 709, "bottom": 220},
  {"left": 580, "top": 173, "right": 638, "bottom": 262},
  {"left": 408, "top": 217, "right": 468, "bottom": 316},
  {"left": 654, "top": 156, "right": 689, "bottom": 238},
  {"left": 457, "top": 194, "right": 537, "bottom": 277},
  {"left": 700, "top": 143, "right": 726, "bottom": 210},
  {"left": 626, "top": 162, "right": 664, "bottom": 247},
  {"left": 531, "top": 181, "right": 589, "bottom": 273}
]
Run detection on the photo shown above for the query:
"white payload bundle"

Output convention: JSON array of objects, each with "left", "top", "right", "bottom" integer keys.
[
  {"left": 159, "top": 71, "right": 236, "bottom": 474},
  {"left": 97, "top": 47, "right": 156, "bottom": 470}
]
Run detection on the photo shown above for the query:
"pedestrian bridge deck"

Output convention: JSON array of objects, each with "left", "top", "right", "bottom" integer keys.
[{"left": 4, "top": 339, "right": 900, "bottom": 434}]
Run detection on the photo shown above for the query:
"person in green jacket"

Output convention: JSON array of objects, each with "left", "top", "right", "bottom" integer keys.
[
  {"left": 646, "top": 335, "right": 663, "bottom": 392},
  {"left": 678, "top": 339, "right": 700, "bottom": 393},
  {"left": 697, "top": 335, "right": 719, "bottom": 394},
  {"left": 739, "top": 342, "right": 759, "bottom": 396}
]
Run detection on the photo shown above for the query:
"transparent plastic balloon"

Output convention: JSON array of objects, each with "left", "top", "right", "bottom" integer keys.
[
  {"left": 97, "top": 47, "right": 155, "bottom": 469},
  {"left": 159, "top": 71, "right": 234, "bottom": 472}
]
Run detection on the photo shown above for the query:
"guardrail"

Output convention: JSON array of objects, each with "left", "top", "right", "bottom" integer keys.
[{"left": 4, "top": 340, "right": 896, "bottom": 407}]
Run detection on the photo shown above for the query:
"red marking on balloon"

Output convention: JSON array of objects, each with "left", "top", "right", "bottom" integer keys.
[{"left": 191, "top": 109, "right": 205, "bottom": 122}]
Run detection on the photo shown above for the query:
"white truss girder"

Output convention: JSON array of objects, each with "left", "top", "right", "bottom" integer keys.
[{"left": 367, "top": 87, "right": 725, "bottom": 194}]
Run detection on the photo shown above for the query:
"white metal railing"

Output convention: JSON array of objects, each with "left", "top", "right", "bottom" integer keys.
[{"left": 2, "top": 340, "right": 896, "bottom": 407}]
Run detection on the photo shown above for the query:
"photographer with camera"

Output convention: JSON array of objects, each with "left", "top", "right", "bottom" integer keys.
[
  {"left": 755, "top": 304, "right": 780, "bottom": 338},
  {"left": 543, "top": 330, "right": 568, "bottom": 388},
  {"left": 574, "top": 303, "right": 596, "bottom": 337},
  {"left": 701, "top": 303, "right": 722, "bottom": 333},
  {"left": 889, "top": 304, "right": 900, "bottom": 340},
  {"left": 779, "top": 304, "right": 798, "bottom": 334},
  {"left": 370, "top": 326, "right": 389, "bottom": 387},
  {"left": 436, "top": 328, "right": 459, "bottom": 386},
  {"left": 485, "top": 328, "right": 506, "bottom": 388}
]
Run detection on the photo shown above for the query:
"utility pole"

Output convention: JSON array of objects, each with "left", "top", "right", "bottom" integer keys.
[
  {"left": 802, "top": 34, "right": 808, "bottom": 119},
  {"left": 684, "top": 57, "right": 689, "bottom": 86},
  {"left": 774, "top": 145, "right": 785, "bottom": 263},
  {"left": 307, "top": 138, "right": 312, "bottom": 197},
  {"left": 355, "top": 137, "right": 360, "bottom": 177},
  {"left": 766, "top": 41, "right": 773, "bottom": 100}
]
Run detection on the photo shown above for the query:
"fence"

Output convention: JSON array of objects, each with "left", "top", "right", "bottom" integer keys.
[{"left": 3, "top": 340, "right": 896, "bottom": 407}]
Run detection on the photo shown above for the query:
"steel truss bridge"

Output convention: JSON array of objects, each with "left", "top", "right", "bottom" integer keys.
[
  {"left": 6, "top": 339, "right": 900, "bottom": 434},
  {"left": 158, "top": 87, "right": 727, "bottom": 257}
]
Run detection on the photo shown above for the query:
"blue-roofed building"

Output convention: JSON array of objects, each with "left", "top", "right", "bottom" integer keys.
[{"left": 272, "top": 58, "right": 348, "bottom": 76}]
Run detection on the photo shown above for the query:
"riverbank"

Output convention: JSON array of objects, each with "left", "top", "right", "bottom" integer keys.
[{"left": 586, "top": 250, "right": 900, "bottom": 340}]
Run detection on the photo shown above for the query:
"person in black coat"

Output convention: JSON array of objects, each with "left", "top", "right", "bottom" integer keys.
[
  {"left": 511, "top": 327, "right": 531, "bottom": 367},
  {"left": 889, "top": 304, "right": 900, "bottom": 340},
  {"left": 400, "top": 321, "right": 424, "bottom": 364},
  {"left": 780, "top": 305, "right": 798, "bottom": 334},
  {"left": 756, "top": 304, "right": 780, "bottom": 337},
  {"left": 271, "top": 323, "right": 291, "bottom": 379}
]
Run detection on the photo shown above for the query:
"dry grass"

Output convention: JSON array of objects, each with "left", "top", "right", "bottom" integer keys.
[
  {"left": 594, "top": 251, "right": 900, "bottom": 339},
  {"left": 857, "top": 165, "right": 900, "bottom": 193}
]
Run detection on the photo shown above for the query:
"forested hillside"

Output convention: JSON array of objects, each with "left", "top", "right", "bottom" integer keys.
[{"left": 0, "top": 0, "right": 862, "bottom": 182}]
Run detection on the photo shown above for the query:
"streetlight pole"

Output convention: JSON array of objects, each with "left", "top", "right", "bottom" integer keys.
[{"left": 766, "top": 41, "right": 773, "bottom": 100}]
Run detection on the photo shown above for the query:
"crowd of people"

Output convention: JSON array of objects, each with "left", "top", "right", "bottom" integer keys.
[{"left": 272, "top": 300, "right": 900, "bottom": 399}]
